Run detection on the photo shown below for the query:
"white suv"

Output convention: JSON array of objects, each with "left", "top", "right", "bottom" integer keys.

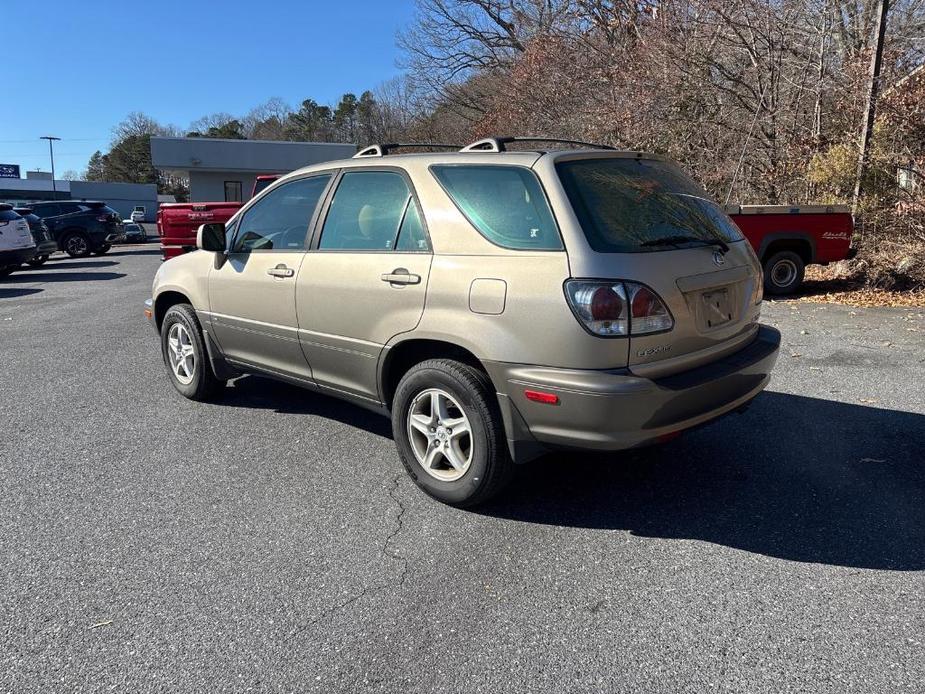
[
  {"left": 0, "top": 204, "right": 36, "bottom": 277},
  {"left": 130, "top": 206, "right": 146, "bottom": 222}
]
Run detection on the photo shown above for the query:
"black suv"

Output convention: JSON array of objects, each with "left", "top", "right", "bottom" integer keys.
[
  {"left": 30, "top": 200, "right": 124, "bottom": 257},
  {"left": 13, "top": 207, "right": 58, "bottom": 266}
]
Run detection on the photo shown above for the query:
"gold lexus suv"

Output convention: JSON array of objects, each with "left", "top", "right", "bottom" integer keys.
[{"left": 147, "top": 137, "right": 781, "bottom": 507}]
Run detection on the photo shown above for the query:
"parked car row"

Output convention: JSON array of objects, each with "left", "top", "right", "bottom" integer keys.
[{"left": 0, "top": 200, "right": 153, "bottom": 278}]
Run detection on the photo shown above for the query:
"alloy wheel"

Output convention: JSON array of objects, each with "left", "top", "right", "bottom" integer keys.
[
  {"left": 407, "top": 388, "right": 473, "bottom": 482},
  {"left": 166, "top": 323, "right": 196, "bottom": 385},
  {"left": 66, "top": 236, "right": 88, "bottom": 256}
]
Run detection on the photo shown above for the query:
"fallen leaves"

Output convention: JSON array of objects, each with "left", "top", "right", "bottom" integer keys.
[{"left": 774, "top": 266, "right": 925, "bottom": 308}]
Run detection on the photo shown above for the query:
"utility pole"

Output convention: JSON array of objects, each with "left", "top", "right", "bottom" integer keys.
[
  {"left": 40, "top": 136, "right": 61, "bottom": 198},
  {"left": 852, "top": 0, "right": 890, "bottom": 216}
]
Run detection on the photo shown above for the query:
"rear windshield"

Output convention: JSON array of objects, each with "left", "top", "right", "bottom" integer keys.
[
  {"left": 253, "top": 178, "right": 275, "bottom": 196},
  {"left": 556, "top": 158, "right": 743, "bottom": 253},
  {"left": 431, "top": 165, "right": 562, "bottom": 250}
]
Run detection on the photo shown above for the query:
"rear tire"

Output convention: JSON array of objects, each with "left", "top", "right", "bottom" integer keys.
[
  {"left": 160, "top": 303, "right": 225, "bottom": 401},
  {"left": 392, "top": 358, "right": 514, "bottom": 508},
  {"left": 63, "top": 232, "right": 91, "bottom": 258},
  {"left": 92, "top": 244, "right": 111, "bottom": 256},
  {"left": 27, "top": 255, "right": 48, "bottom": 267},
  {"left": 763, "top": 250, "right": 805, "bottom": 295}
]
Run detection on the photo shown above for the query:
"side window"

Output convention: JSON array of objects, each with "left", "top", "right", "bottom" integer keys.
[
  {"left": 431, "top": 165, "right": 562, "bottom": 250},
  {"left": 35, "top": 204, "right": 60, "bottom": 218},
  {"left": 395, "top": 199, "right": 429, "bottom": 252},
  {"left": 319, "top": 171, "right": 417, "bottom": 251},
  {"left": 232, "top": 175, "right": 330, "bottom": 253},
  {"left": 59, "top": 203, "right": 82, "bottom": 214}
]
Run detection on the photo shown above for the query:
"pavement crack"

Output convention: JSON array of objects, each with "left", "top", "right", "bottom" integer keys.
[
  {"left": 382, "top": 472, "right": 410, "bottom": 588},
  {"left": 251, "top": 472, "right": 412, "bottom": 687}
]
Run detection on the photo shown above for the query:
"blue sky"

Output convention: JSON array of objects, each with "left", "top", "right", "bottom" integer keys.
[{"left": 1, "top": 0, "right": 417, "bottom": 174}]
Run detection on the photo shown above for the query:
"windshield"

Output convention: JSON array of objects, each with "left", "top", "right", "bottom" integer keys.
[{"left": 556, "top": 158, "right": 743, "bottom": 253}]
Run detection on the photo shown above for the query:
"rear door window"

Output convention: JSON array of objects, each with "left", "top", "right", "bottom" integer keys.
[
  {"left": 431, "top": 165, "right": 561, "bottom": 250},
  {"left": 555, "top": 158, "right": 744, "bottom": 253},
  {"left": 318, "top": 171, "right": 424, "bottom": 251},
  {"left": 34, "top": 203, "right": 61, "bottom": 217}
]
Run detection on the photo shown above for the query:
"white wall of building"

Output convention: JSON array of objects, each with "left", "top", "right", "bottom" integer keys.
[{"left": 188, "top": 171, "right": 260, "bottom": 203}]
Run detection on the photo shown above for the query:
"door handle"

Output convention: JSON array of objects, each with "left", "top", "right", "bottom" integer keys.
[
  {"left": 267, "top": 264, "right": 294, "bottom": 278},
  {"left": 381, "top": 268, "right": 421, "bottom": 285}
]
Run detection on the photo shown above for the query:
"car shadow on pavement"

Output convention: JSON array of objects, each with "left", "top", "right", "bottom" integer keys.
[
  {"left": 222, "top": 375, "right": 393, "bottom": 438},
  {"left": 0, "top": 286, "right": 43, "bottom": 298},
  {"left": 480, "top": 391, "right": 925, "bottom": 571},
  {"left": 38, "top": 260, "right": 119, "bottom": 270},
  {"left": 6, "top": 271, "right": 126, "bottom": 283},
  {"left": 106, "top": 248, "right": 162, "bottom": 257}
]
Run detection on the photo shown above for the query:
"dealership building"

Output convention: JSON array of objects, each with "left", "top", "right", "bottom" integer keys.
[{"left": 150, "top": 137, "right": 356, "bottom": 203}]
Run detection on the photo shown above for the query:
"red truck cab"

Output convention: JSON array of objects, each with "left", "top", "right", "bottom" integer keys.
[
  {"left": 157, "top": 175, "right": 280, "bottom": 261},
  {"left": 157, "top": 201, "right": 242, "bottom": 261},
  {"left": 727, "top": 204, "right": 854, "bottom": 294}
]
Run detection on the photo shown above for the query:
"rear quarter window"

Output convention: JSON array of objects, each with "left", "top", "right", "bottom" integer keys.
[{"left": 431, "top": 165, "right": 562, "bottom": 250}]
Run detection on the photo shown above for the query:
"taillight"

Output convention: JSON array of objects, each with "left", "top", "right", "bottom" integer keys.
[
  {"left": 97, "top": 214, "right": 110, "bottom": 222},
  {"left": 566, "top": 282, "right": 628, "bottom": 335},
  {"left": 565, "top": 280, "right": 673, "bottom": 337},
  {"left": 628, "top": 284, "right": 673, "bottom": 333}
]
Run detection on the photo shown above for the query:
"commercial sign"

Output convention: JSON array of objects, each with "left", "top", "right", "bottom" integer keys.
[{"left": 0, "top": 164, "right": 21, "bottom": 179}]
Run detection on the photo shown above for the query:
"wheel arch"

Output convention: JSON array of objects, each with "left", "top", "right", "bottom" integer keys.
[
  {"left": 378, "top": 337, "right": 491, "bottom": 409},
  {"left": 154, "top": 290, "right": 192, "bottom": 331},
  {"left": 759, "top": 233, "right": 815, "bottom": 265}
]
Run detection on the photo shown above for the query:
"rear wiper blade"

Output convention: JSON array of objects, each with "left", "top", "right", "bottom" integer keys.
[{"left": 640, "top": 235, "right": 729, "bottom": 253}]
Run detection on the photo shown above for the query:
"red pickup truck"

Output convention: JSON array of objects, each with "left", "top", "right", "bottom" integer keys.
[
  {"left": 157, "top": 175, "right": 279, "bottom": 261},
  {"left": 727, "top": 204, "right": 854, "bottom": 294}
]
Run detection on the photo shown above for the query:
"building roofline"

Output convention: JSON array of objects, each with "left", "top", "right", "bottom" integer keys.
[{"left": 150, "top": 135, "right": 356, "bottom": 148}]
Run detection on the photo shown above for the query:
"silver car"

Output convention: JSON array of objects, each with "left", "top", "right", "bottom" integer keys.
[{"left": 146, "top": 137, "right": 780, "bottom": 506}]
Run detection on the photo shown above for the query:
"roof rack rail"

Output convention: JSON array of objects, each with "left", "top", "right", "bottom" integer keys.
[
  {"left": 353, "top": 143, "right": 463, "bottom": 158},
  {"left": 459, "top": 136, "right": 616, "bottom": 153}
]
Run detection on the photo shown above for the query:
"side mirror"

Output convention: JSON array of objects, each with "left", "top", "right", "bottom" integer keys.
[{"left": 197, "top": 223, "right": 226, "bottom": 252}]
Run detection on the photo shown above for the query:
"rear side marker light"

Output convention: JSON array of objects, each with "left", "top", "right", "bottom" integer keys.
[
  {"left": 565, "top": 280, "right": 673, "bottom": 336},
  {"left": 524, "top": 390, "right": 560, "bottom": 405}
]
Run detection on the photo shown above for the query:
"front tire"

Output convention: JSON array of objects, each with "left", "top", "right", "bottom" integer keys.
[
  {"left": 62, "top": 233, "right": 91, "bottom": 258},
  {"left": 160, "top": 303, "right": 224, "bottom": 401},
  {"left": 392, "top": 359, "right": 513, "bottom": 507},
  {"left": 763, "top": 250, "right": 805, "bottom": 295}
]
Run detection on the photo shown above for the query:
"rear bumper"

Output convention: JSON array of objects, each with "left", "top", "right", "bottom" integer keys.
[
  {"left": 489, "top": 325, "right": 781, "bottom": 459},
  {"left": 34, "top": 240, "right": 58, "bottom": 256},
  {"left": 0, "top": 246, "right": 37, "bottom": 266},
  {"left": 160, "top": 244, "right": 194, "bottom": 261}
]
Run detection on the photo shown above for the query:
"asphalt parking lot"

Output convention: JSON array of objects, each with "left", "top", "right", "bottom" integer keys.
[{"left": 1, "top": 246, "right": 923, "bottom": 693}]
